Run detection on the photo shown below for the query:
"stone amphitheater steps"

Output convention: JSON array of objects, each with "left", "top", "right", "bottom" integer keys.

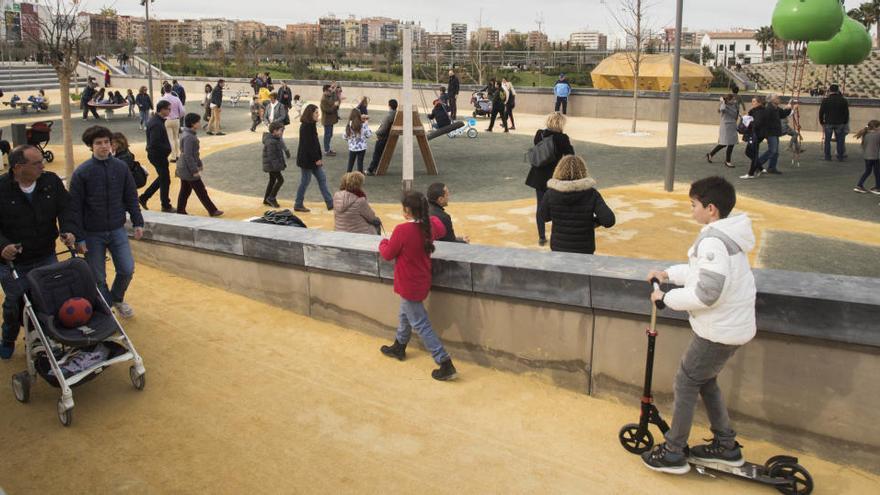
[
  {"left": 0, "top": 64, "right": 85, "bottom": 92},
  {"left": 740, "top": 51, "right": 880, "bottom": 98}
]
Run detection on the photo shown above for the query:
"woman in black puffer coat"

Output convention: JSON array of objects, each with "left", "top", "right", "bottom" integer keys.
[
  {"left": 537, "top": 155, "right": 615, "bottom": 254},
  {"left": 526, "top": 112, "right": 575, "bottom": 246}
]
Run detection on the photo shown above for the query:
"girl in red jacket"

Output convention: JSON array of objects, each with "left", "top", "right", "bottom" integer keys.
[{"left": 378, "top": 191, "right": 457, "bottom": 381}]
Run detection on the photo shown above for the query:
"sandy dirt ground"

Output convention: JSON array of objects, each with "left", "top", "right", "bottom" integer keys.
[{"left": 1, "top": 263, "right": 878, "bottom": 494}]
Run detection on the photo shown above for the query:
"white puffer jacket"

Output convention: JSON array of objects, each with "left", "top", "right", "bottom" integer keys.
[{"left": 664, "top": 214, "right": 757, "bottom": 346}]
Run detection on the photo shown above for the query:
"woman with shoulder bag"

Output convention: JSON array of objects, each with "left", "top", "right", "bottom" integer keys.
[{"left": 526, "top": 112, "right": 575, "bottom": 246}]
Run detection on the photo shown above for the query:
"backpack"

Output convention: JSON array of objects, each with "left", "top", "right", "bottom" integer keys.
[
  {"left": 130, "top": 160, "right": 148, "bottom": 188},
  {"left": 526, "top": 134, "right": 558, "bottom": 168},
  {"left": 251, "top": 209, "right": 307, "bottom": 228}
]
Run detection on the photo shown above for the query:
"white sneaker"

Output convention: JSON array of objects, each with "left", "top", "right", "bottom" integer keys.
[
  {"left": 739, "top": 174, "right": 755, "bottom": 179},
  {"left": 113, "top": 302, "right": 135, "bottom": 319}
]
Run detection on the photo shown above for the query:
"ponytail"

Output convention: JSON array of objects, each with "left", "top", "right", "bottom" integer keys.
[
  {"left": 855, "top": 120, "right": 880, "bottom": 141},
  {"left": 402, "top": 191, "right": 434, "bottom": 255}
]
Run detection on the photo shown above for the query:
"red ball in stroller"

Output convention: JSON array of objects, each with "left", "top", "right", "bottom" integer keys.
[{"left": 57, "top": 297, "right": 93, "bottom": 328}]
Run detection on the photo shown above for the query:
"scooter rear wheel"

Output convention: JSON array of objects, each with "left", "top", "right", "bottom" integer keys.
[
  {"left": 769, "top": 461, "right": 813, "bottom": 495},
  {"left": 618, "top": 423, "right": 654, "bottom": 454}
]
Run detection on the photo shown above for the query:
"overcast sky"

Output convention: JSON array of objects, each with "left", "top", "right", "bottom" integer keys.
[{"left": 112, "top": 1, "right": 858, "bottom": 41}]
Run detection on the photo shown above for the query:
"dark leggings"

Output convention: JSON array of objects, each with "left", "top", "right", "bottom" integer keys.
[
  {"left": 536, "top": 188, "right": 547, "bottom": 240},
  {"left": 857, "top": 159, "right": 880, "bottom": 188},
  {"left": 747, "top": 139, "right": 764, "bottom": 176},
  {"left": 347, "top": 149, "right": 366, "bottom": 172},
  {"left": 265, "top": 171, "right": 284, "bottom": 199},
  {"left": 505, "top": 102, "right": 516, "bottom": 128},
  {"left": 709, "top": 144, "right": 734, "bottom": 163}
]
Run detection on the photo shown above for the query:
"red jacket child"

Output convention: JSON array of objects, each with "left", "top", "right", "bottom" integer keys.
[{"left": 379, "top": 217, "right": 446, "bottom": 301}]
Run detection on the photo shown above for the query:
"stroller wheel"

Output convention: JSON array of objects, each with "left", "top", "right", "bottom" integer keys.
[
  {"left": 44, "top": 150, "right": 54, "bottom": 163},
  {"left": 12, "top": 371, "right": 31, "bottom": 403},
  {"left": 57, "top": 399, "right": 73, "bottom": 427},
  {"left": 129, "top": 366, "right": 146, "bottom": 391}
]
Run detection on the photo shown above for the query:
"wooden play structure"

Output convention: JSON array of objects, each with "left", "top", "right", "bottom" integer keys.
[{"left": 375, "top": 110, "right": 438, "bottom": 176}]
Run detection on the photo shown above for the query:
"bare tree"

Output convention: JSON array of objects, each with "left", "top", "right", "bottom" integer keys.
[
  {"left": 29, "top": 0, "right": 91, "bottom": 184},
  {"left": 609, "top": 0, "right": 655, "bottom": 133}
]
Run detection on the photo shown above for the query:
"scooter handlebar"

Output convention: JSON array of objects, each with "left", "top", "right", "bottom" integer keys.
[{"left": 650, "top": 277, "right": 666, "bottom": 310}]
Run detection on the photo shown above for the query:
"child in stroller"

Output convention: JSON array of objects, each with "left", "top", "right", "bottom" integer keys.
[
  {"left": 26, "top": 121, "right": 55, "bottom": 163},
  {"left": 9, "top": 253, "right": 146, "bottom": 426},
  {"left": 470, "top": 91, "right": 491, "bottom": 118}
]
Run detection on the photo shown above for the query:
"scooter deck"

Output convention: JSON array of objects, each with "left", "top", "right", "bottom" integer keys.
[{"left": 691, "top": 459, "right": 790, "bottom": 487}]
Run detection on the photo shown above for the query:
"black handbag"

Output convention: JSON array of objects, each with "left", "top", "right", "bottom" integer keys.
[
  {"left": 130, "top": 160, "right": 148, "bottom": 188},
  {"left": 526, "top": 135, "right": 557, "bottom": 168}
]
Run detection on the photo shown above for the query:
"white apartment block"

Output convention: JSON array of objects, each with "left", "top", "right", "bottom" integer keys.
[{"left": 701, "top": 31, "right": 764, "bottom": 66}]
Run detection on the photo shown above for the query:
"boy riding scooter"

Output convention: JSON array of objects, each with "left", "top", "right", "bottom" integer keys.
[{"left": 644, "top": 176, "right": 756, "bottom": 474}]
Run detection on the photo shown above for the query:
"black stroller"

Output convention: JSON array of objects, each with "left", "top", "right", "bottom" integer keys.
[
  {"left": 10, "top": 253, "right": 146, "bottom": 426},
  {"left": 25, "top": 121, "right": 54, "bottom": 163}
]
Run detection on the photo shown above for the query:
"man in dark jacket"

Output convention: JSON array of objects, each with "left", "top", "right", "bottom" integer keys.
[
  {"left": 81, "top": 82, "right": 100, "bottom": 120},
  {"left": 447, "top": 69, "right": 460, "bottom": 120},
  {"left": 70, "top": 126, "right": 144, "bottom": 319},
  {"left": 140, "top": 100, "right": 174, "bottom": 212},
  {"left": 427, "top": 182, "right": 468, "bottom": 243},
  {"left": 171, "top": 79, "right": 186, "bottom": 105},
  {"left": 428, "top": 99, "right": 451, "bottom": 129},
  {"left": 754, "top": 95, "right": 792, "bottom": 175},
  {"left": 819, "top": 84, "right": 849, "bottom": 161},
  {"left": 277, "top": 81, "right": 293, "bottom": 109},
  {"left": 0, "top": 145, "right": 76, "bottom": 358},
  {"left": 207, "top": 79, "right": 225, "bottom": 136},
  {"left": 367, "top": 99, "right": 398, "bottom": 176}
]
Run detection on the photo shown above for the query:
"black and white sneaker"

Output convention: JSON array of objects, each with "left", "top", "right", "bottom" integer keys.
[
  {"left": 870, "top": 187, "right": 880, "bottom": 195},
  {"left": 641, "top": 443, "right": 690, "bottom": 475},
  {"left": 689, "top": 438, "right": 745, "bottom": 467},
  {"left": 854, "top": 186, "right": 868, "bottom": 193}
]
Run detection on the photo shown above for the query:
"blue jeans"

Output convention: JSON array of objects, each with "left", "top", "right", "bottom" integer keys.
[
  {"left": 139, "top": 109, "right": 149, "bottom": 127},
  {"left": 84, "top": 227, "right": 135, "bottom": 305},
  {"left": 294, "top": 167, "right": 333, "bottom": 208},
  {"left": 323, "top": 124, "right": 334, "bottom": 152},
  {"left": 757, "top": 135, "right": 780, "bottom": 171},
  {"left": 0, "top": 255, "right": 56, "bottom": 343},
  {"left": 824, "top": 124, "right": 847, "bottom": 159},
  {"left": 395, "top": 299, "right": 450, "bottom": 364}
]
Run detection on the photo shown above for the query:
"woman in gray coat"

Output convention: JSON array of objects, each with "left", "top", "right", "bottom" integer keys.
[{"left": 705, "top": 94, "right": 739, "bottom": 168}]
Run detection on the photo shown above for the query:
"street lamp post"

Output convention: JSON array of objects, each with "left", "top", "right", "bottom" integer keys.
[
  {"left": 141, "top": 0, "right": 154, "bottom": 104},
  {"left": 663, "top": 0, "right": 684, "bottom": 192}
]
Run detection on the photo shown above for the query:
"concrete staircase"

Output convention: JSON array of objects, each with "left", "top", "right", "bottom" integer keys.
[
  {"left": 740, "top": 51, "right": 880, "bottom": 97},
  {"left": 0, "top": 63, "right": 85, "bottom": 92}
]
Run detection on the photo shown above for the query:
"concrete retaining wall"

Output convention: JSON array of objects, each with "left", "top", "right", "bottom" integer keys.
[
  {"left": 101, "top": 72, "right": 880, "bottom": 133},
  {"left": 129, "top": 212, "right": 880, "bottom": 471}
]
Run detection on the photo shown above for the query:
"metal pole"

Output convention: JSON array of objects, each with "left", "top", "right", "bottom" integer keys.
[
  {"left": 663, "top": 0, "right": 684, "bottom": 192},
  {"left": 402, "top": 26, "right": 413, "bottom": 192},
  {"left": 143, "top": 0, "right": 154, "bottom": 104}
]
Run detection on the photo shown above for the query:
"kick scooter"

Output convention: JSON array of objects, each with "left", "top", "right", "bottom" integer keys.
[{"left": 617, "top": 278, "right": 814, "bottom": 494}]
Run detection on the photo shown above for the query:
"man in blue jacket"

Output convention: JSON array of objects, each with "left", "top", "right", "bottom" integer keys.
[
  {"left": 554, "top": 73, "right": 572, "bottom": 115},
  {"left": 70, "top": 126, "right": 144, "bottom": 319}
]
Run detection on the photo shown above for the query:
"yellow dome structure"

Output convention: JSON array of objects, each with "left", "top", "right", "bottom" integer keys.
[{"left": 591, "top": 53, "right": 714, "bottom": 92}]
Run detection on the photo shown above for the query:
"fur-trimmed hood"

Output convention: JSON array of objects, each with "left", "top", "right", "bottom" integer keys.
[{"left": 546, "top": 177, "right": 596, "bottom": 193}]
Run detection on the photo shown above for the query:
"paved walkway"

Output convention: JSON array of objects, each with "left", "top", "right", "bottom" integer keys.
[{"left": 1, "top": 263, "right": 877, "bottom": 493}]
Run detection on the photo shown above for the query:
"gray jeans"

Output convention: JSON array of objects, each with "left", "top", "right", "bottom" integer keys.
[{"left": 665, "top": 334, "right": 740, "bottom": 453}]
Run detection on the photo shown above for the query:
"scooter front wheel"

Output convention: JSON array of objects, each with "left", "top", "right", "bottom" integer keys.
[
  {"left": 769, "top": 461, "right": 813, "bottom": 495},
  {"left": 619, "top": 423, "right": 654, "bottom": 454}
]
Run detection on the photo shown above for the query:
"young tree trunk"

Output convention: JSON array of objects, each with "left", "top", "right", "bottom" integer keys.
[
  {"left": 58, "top": 71, "right": 75, "bottom": 186},
  {"left": 631, "top": 66, "right": 640, "bottom": 134}
]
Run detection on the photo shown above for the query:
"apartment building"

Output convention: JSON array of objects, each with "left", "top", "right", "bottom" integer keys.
[
  {"left": 319, "top": 16, "right": 343, "bottom": 49},
  {"left": 569, "top": 31, "right": 607, "bottom": 50},
  {"left": 473, "top": 27, "right": 500, "bottom": 48},
  {"left": 201, "top": 18, "right": 235, "bottom": 50},
  {"left": 451, "top": 23, "right": 467, "bottom": 50}
]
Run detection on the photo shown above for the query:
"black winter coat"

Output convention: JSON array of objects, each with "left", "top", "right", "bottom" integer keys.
[
  {"left": 0, "top": 171, "right": 74, "bottom": 264},
  {"left": 69, "top": 156, "right": 144, "bottom": 235},
  {"left": 296, "top": 122, "right": 323, "bottom": 169},
  {"left": 145, "top": 115, "right": 171, "bottom": 159},
  {"left": 262, "top": 132, "right": 289, "bottom": 173},
  {"left": 428, "top": 201, "right": 463, "bottom": 243},
  {"left": 538, "top": 177, "right": 615, "bottom": 255},
  {"left": 525, "top": 129, "right": 575, "bottom": 190},
  {"left": 209, "top": 86, "right": 223, "bottom": 108},
  {"left": 448, "top": 75, "right": 460, "bottom": 97},
  {"left": 819, "top": 92, "right": 849, "bottom": 126},
  {"left": 135, "top": 93, "right": 152, "bottom": 112},
  {"left": 173, "top": 84, "right": 186, "bottom": 104}
]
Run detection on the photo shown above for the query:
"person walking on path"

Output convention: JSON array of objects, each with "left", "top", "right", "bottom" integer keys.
[
  {"left": 125, "top": 89, "right": 135, "bottom": 119},
  {"left": 741, "top": 97, "right": 771, "bottom": 179},
  {"left": 753, "top": 95, "right": 791, "bottom": 175},
  {"left": 502, "top": 77, "right": 517, "bottom": 130},
  {"left": 705, "top": 94, "right": 739, "bottom": 168},
  {"left": 207, "top": 79, "right": 225, "bottom": 136},
  {"left": 69, "top": 126, "right": 144, "bottom": 319},
  {"left": 81, "top": 82, "right": 100, "bottom": 120},
  {"left": 486, "top": 80, "right": 508, "bottom": 132},
  {"left": 378, "top": 191, "right": 457, "bottom": 381},
  {"left": 262, "top": 121, "right": 289, "bottom": 207},
  {"left": 159, "top": 83, "right": 186, "bottom": 163},
  {"left": 172, "top": 79, "right": 186, "bottom": 105},
  {"left": 176, "top": 114, "right": 222, "bottom": 217},
  {"left": 263, "top": 91, "right": 289, "bottom": 131},
  {"left": 853, "top": 120, "right": 880, "bottom": 195},
  {"left": 344, "top": 108, "right": 372, "bottom": 173},
  {"left": 333, "top": 171, "right": 380, "bottom": 235},
  {"left": 295, "top": 104, "right": 334, "bottom": 213},
  {"left": 526, "top": 112, "right": 575, "bottom": 246},
  {"left": 320, "top": 83, "right": 341, "bottom": 156},
  {"left": 249, "top": 95, "right": 264, "bottom": 132},
  {"left": 447, "top": 69, "right": 460, "bottom": 120},
  {"left": 104, "top": 69, "right": 111, "bottom": 88},
  {"left": 820, "top": 84, "right": 850, "bottom": 161},
  {"left": 554, "top": 74, "right": 572, "bottom": 114},
  {"left": 427, "top": 182, "right": 468, "bottom": 243},
  {"left": 538, "top": 156, "right": 615, "bottom": 254},
  {"left": 201, "top": 84, "right": 212, "bottom": 129},
  {"left": 135, "top": 86, "right": 151, "bottom": 130},
  {"left": 367, "top": 99, "right": 398, "bottom": 176},
  {"left": 356, "top": 96, "right": 369, "bottom": 116},
  {"left": 140, "top": 100, "right": 174, "bottom": 212},
  {"left": 643, "top": 176, "right": 756, "bottom": 474},
  {"left": 0, "top": 145, "right": 76, "bottom": 359},
  {"left": 278, "top": 81, "right": 293, "bottom": 109}
]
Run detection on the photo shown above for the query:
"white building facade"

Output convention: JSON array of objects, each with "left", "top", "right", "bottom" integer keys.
[{"left": 701, "top": 31, "right": 764, "bottom": 66}]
